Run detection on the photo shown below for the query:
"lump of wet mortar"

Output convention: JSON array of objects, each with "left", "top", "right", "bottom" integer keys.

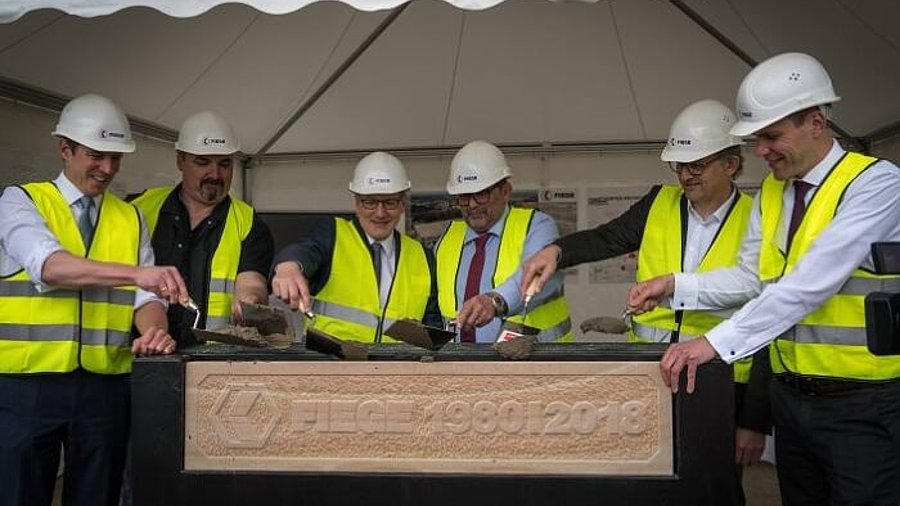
[
  {"left": 580, "top": 316, "right": 630, "bottom": 335},
  {"left": 493, "top": 335, "right": 537, "bottom": 360}
]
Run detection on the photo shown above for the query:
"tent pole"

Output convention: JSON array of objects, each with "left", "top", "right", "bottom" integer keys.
[{"left": 248, "top": 3, "right": 409, "bottom": 166}]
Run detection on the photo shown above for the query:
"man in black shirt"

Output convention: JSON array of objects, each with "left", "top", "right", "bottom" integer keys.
[{"left": 131, "top": 111, "right": 273, "bottom": 345}]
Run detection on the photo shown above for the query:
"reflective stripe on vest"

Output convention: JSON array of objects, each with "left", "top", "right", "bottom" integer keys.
[
  {"left": 435, "top": 207, "right": 573, "bottom": 342},
  {"left": 0, "top": 182, "right": 138, "bottom": 374},
  {"left": 630, "top": 185, "right": 754, "bottom": 383},
  {"left": 133, "top": 187, "right": 252, "bottom": 329},
  {"left": 311, "top": 218, "right": 430, "bottom": 343},
  {"left": 758, "top": 152, "right": 900, "bottom": 380}
]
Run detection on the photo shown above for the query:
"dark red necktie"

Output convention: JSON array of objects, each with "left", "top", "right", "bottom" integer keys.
[
  {"left": 787, "top": 180, "right": 813, "bottom": 247},
  {"left": 460, "top": 234, "right": 490, "bottom": 343}
]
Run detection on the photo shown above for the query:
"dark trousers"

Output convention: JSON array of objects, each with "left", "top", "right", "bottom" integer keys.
[
  {"left": 770, "top": 378, "right": 900, "bottom": 506},
  {"left": 0, "top": 370, "right": 130, "bottom": 506}
]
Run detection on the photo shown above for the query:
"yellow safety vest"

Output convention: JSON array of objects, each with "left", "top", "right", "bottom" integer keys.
[
  {"left": 631, "top": 186, "right": 754, "bottom": 383},
  {"left": 132, "top": 187, "right": 253, "bottom": 329},
  {"left": 759, "top": 152, "right": 900, "bottom": 380},
  {"left": 435, "top": 207, "right": 572, "bottom": 342},
  {"left": 0, "top": 182, "right": 139, "bottom": 374},
  {"left": 311, "top": 218, "right": 431, "bottom": 343}
]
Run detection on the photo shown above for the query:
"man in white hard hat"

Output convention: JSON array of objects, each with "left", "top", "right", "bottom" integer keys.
[
  {"left": 521, "top": 99, "right": 771, "bottom": 503},
  {"left": 131, "top": 111, "right": 274, "bottom": 345},
  {"left": 271, "top": 152, "right": 440, "bottom": 342},
  {"left": 436, "top": 140, "right": 572, "bottom": 342},
  {"left": 0, "top": 93, "right": 184, "bottom": 506},
  {"left": 630, "top": 53, "right": 900, "bottom": 505}
]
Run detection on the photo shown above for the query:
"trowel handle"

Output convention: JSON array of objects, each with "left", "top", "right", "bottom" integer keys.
[{"left": 525, "top": 277, "right": 542, "bottom": 298}]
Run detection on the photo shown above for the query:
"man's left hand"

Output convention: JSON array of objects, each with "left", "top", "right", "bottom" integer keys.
[
  {"left": 132, "top": 326, "right": 177, "bottom": 357},
  {"left": 659, "top": 337, "right": 717, "bottom": 393},
  {"left": 457, "top": 294, "right": 496, "bottom": 331},
  {"left": 231, "top": 294, "right": 266, "bottom": 323},
  {"left": 735, "top": 427, "right": 766, "bottom": 466}
]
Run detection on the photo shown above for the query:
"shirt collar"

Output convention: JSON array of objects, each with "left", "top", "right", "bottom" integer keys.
[
  {"left": 796, "top": 140, "right": 845, "bottom": 187},
  {"left": 55, "top": 171, "right": 102, "bottom": 208},
  {"left": 465, "top": 205, "right": 510, "bottom": 243},
  {"left": 366, "top": 231, "right": 395, "bottom": 258},
  {"left": 686, "top": 187, "right": 737, "bottom": 225}
]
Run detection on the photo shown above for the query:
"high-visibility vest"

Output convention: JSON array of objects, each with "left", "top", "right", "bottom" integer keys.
[
  {"left": 436, "top": 207, "right": 572, "bottom": 342},
  {"left": 132, "top": 187, "right": 253, "bottom": 329},
  {"left": 630, "top": 186, "right": 754, "bottom": 383},
  {"left": 759, "top": 152, "right": 900, "bottom": 380},
  {"left": 0, "top": 182, "right": 139, "bottom": 374},
  {"left": 311, "top": 218, "right": 431, "bottom": 342}
]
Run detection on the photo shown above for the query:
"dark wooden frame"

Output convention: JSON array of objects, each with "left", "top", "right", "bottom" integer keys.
[{"left": 132, "top": 343, "right": 737, "bottom": 506}]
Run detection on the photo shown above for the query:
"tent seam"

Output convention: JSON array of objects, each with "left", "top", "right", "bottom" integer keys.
[
  {"left": 441, "top": 12, "right": 466, "bottom": 146},
  {"left": 608, "top": 1, "right": 647, "bottom": 139},
  {"left": 155, "top": 12, "right": 262, "bottom": 121}
]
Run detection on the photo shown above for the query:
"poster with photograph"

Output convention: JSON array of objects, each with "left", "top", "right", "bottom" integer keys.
[{"left": 586, "top": 186, "right": 650, "bottom": 284}]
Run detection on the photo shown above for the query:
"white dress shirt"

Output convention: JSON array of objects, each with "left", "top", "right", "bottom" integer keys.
[
  {"left": 673, "top": 141, "right": 900, "bottom": 362},
  {"left": 0, "top": 172, "right": 160, "bottom": 308},
  {"left": 639, "top": 189, "right": 739, "bottom": 343},
  {"left": 366, "top": 232, "right": 396, "bottom": 308}
]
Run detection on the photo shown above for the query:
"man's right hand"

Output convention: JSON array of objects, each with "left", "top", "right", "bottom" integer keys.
[
  {"left": 520, "top": 244, "right": 561, "bottom": 299},
  {"left": 134, "top": 265, "right": 189, "bottom": 305},
  {"left": 627, "top": 274, "right": 675, "bottom": 314},
  {"left": 272, "top": 261, "right": 312, "bottom": 313}
]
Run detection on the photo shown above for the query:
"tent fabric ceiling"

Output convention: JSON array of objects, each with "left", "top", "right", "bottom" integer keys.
[
  {"left": 0, "top": 0, "right": 898, "bottom": 156},
  {"left": 0, "top": 0, "right": 505, "bottom": 23}
]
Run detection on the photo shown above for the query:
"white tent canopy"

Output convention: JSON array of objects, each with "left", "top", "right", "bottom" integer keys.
[{"left": 0, "top": 0, "right": 898, "bottom": 160}]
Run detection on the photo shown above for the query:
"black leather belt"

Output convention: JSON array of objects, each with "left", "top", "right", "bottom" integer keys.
[{"left": 775, "top": 373, "right": 886, "bottom": 396}]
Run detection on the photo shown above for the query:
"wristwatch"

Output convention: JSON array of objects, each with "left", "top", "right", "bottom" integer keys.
[{"left": 486, "top": 292, "right": 508, "bottom": 317}]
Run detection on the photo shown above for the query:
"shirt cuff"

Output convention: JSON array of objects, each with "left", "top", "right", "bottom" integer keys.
[
  {"left": 135, "top": 289, "right": 168, "bottom": 310},
  {"left": 31, "top": 244, "right": 65, "bottom": 292},
  {"left": 705, "top": 321, "right": 741, "bottom": 364},
  {"left": 672, "top": 272, "right": 699, "bottom": 311},
  {"left": 494, "top": 284, "right": 521, "bottom": 315}
]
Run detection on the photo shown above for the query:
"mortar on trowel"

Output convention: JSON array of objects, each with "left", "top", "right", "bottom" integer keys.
[
  {"left": 493, "top": 320, "right": 541, "bottom": 360},
  {"left": 192, "top": 301, "right": 294, "bottom": 348}
]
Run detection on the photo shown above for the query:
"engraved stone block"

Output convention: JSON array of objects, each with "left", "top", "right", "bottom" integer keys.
[{"left": 185, "top": 361, "right": 672, "bottom": 475}]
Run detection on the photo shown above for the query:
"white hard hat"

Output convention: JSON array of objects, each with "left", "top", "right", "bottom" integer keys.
[
  {"left": 349, "top": 152, "right": 411, "bottom": 195},
  {"left": 175, "top": 111, "right": 240, "bottom": 155},
  {"left": 661, "top": 99, "right": 743, "bottom": 163},
  {"left": 52, "top": 93, "right": 135, "bottom": 153},
  {"left": 446, "top": 140, "right": 512, "bottom": 195},
  {"left": 731, "top": 52, "right": 841, "bottom": 136}
]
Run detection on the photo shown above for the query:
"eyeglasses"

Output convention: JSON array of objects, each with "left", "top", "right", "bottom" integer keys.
[
  {"left": 358, "top": 197, "right": 402, "bottom": 210},
  {"left": 668, "top": 155, "right": 721, "bottom": 176},
  {"left": 454, "top": 181, "right": 503, "bottom": 207}
]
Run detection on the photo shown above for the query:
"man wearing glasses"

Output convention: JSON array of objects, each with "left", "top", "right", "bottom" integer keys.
[
  {"left": 272, "top": 152, "right": 441, "bottom": 342},
  {"left": 521, "top": 100, "right": 771, "bottom": 503},
  {"left": 435, "top": 140, "right": 572, "bottom": 343}
]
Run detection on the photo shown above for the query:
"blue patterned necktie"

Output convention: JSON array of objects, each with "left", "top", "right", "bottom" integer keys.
[{"left": 76, "top": 195, "right": 95, "bottom": 248}]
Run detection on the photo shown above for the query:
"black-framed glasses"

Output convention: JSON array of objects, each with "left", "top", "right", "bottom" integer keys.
[
  {"left": 454, "top": 181, "right": 503, "bottom": 207},
  {"left": 668, "top": 154, "right": 722, "bottom": 176},
  {"left": 358, "top": 197, "right": 402, "bottom": 210}
]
